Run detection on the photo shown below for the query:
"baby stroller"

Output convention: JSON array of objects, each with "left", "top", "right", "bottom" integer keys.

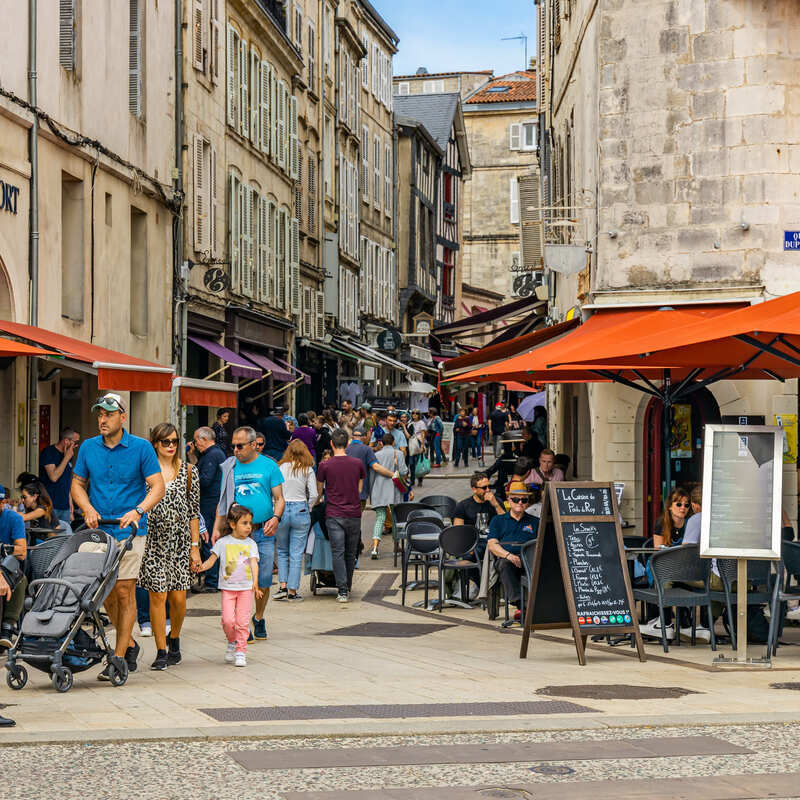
[
  {"left": 306, "top": 503, "right": 337, "bottom": 595},
  {"left": 5, "top": 521, "right": 134, "bottom": 692}
]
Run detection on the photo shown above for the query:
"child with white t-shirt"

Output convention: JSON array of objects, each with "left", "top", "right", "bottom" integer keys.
[{"left": 194, "top": 504, "right": 262, "bottom": 666}]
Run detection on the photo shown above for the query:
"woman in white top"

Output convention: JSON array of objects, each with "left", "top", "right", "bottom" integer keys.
[{"left": 275, "top": 440, "right": 319, "bottom": 601}]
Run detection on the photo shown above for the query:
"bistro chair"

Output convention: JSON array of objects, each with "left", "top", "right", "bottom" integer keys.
[
  {"left": 711, "top": 558, "right": 776, "bottom": 651},
  {"left": 518, "top": 537, "right": 538, "bottom": 622},
  {"left": 632, "top": 544, "right": 716, "bottom": 653},
  {"left": 407, "top": 509, "right": 444, "bottom": 525},
  {"left": 768, "top": 541, "right": 800, "bottom": 656},
  {"left": 421, "top": 495, "right": 458, "bottom": 524},
  {"left": 436, "top": 525, "right": 481, "bottom": 613},
  {"left": 402, "top": 521, "right": 441, "bottom": 608},
  {"left": 390, "top": 502, "right": 425, "bottom": 567}
]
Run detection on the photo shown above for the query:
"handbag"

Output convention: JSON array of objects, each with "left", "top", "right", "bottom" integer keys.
[
  {"left": 392, "top": 451, "right": 409, "bottom": 493},
  {"left": 416, "top": 453, "right": 431, "bottom": 477},
  {"left": 408, "top": 433, "right": 422, "bottom": 456}
]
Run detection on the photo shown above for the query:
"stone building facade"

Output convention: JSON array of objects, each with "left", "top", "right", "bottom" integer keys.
[
  {"left": 536, "top": 0, "right": 800, "bottom": 533},
  {"left": 393, "top": 69, "right": 492, "bottom": 100}
]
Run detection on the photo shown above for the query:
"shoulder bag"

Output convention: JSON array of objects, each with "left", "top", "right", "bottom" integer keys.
[{"left": 392, "top": 451, "right": 409, "bottom": 493}]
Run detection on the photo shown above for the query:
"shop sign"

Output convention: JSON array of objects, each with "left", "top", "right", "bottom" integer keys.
[
  {"left": 0, "top": 180, "right": 20, "bottom": 215},
  {"left": 377, "top": 329, "right": 402, "bottom": 352},
  {"left": 785, "top": 231, "right": 800, "bottom": 250}
]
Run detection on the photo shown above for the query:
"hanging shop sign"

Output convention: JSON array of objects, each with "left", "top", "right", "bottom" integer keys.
[{"left": 377, "top": 329, "right": 402, "bottom": 352}]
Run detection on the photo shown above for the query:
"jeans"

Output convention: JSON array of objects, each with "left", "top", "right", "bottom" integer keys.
[
  {"left": 276, "top": 501, "right": 311, "bottom": 591},
  {"left": 496, "top": 556, "right": 523, "bottom": 607},
  {"left": 54, "top": 508, "right": 71, "bottom": 525},
  {"left": 470, "top": 432, "right": 479, "bottom": 458},
  {"left": 326, "top": 516, "right": 362, "bottom": 592},
  {"left": 251, "top": 528, "right": 275, "bottom": 588},
  {"left": 430, "top": 433, "right": 442, "bottom": 465},
  {"left": 408, "top": 454, "right": 419, "bottom": 485},
  {"left": 453, "top": 435, "right": 470, "bottom": 467},
  {"left": 221, "top": 589, "right": 253, "bottom": 652},
  {"left": 136, "top": 586, "right": 170, "bottom": 626}
]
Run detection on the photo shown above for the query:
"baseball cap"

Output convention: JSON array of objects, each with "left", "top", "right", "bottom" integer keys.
[
  {"left": 360, "top": 402, "right": 372, "bottom": 411},
  {"left": 495, "top": 402, "right": 505, "bottom": 409},
  {"left": 92, "top": 393, "right": 126, "bottom": 413}
]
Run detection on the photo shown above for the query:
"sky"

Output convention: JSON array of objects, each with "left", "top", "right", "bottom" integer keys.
[{"left": 370, "top": 0, "right": 536, "bottom": 78}]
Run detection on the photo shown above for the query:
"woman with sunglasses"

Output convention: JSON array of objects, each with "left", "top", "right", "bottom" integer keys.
[{"left": 138, "top": 423, "right": 201, "bottom": 670}]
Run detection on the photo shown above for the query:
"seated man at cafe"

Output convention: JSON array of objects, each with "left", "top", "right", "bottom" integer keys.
[
  {"left": 528, "top": 449, "right": 564, "bottom": 485},
  {"left": 453, "top": 472, "right": 505, "bottom": 531},
  {"left": 487, "top": 483, "right": 538, "bottom": 619}
]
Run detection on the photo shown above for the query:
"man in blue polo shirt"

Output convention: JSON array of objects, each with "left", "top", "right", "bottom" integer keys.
[
  {"left": 72, "top": 393, "right": 164, "bottom": 679},
  {"left": 487, "top": 483, "right": 538, "bottom": 614},
  {"left": 0, "top": 487, "right": 27, "bottom": 649}
]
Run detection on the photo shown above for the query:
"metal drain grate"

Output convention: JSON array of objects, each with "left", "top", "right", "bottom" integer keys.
[
  {"left": 201, "top": 700, "right": 595, "bottom": 722},
  {"left": 529, "top": 765, "right": 575, "bottom": 776},
  {"left": 185, "top": 608, "right": 220, "bottom": 617},
  {"left": 320, "top": 622, "right": 454, "bottom": 638},
  {"left": 771, "top": 682, "right": 800, "bottom": 690},
  {"left": 536, "top": 684, "right": 698, "bottom": 700}
]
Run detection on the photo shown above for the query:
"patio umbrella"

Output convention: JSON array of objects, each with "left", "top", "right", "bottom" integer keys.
[{"left": 517, "top": 391, "right": 546, "bottom": 421}]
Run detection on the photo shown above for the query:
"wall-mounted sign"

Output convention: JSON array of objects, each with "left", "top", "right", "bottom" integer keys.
[
  {"left": 203, "top": 267, "right": 230, "bottom": 293},
  {"left": 377, "top": 329, "right": 402, "bottom": 352},
  {"left": 413, "top": 313, "right": 433, "bottom": 334},
  {"left": 785, "top": 231, "right": 800, "bottom": 251},
  {"left": 0, "top": 180, "right": 20, "bottom": 215}
]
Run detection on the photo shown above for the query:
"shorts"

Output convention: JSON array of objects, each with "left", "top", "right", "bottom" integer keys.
[
  {"left": 78, "top": 534, "right": 146, "bottom": 581},
  {"left": 251, "top": 529, "right": 275, "bottom": 589}
]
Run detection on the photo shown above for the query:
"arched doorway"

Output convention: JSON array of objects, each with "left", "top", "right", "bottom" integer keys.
[{"left": 642, "top": 386, "right": 720, "bottom": 536}]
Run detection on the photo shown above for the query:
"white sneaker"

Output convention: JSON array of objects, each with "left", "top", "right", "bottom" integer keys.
[
  {"left": 786, "top": 606, "right": 800, "bottom": 621},
  {"left": 337, "top": 591, "right": 349, "bottom": 603},
  {"left": 640, "top": 618, "right": 675, "bottom": 641},
  {"left": 234, "top": 652, "right": 247, "bottom": 667},
  {"left": 139, "top": 623, "right": 152, "bottom": 637},
  {"left": 224, "top": 642, "right": 236, "bottom": 663},
  {"left": 468, "top": 582, "right": 479, "bottom": 602},
  {"left": 680, "top": 625, "right": 711, "bottom": 642},
  {"left": 165, "top": 622, "right": 171, "bottom": 635}
]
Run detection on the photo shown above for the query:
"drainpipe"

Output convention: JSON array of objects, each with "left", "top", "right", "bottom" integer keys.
[
  {"left": 174, "top": 0, "right": 186, "bottom": 434},
  {"left": 27, "top": 0, "right": 39, "bottom": 471}
]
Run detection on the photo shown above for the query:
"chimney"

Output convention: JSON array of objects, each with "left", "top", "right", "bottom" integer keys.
[{"left": 416, "top": 67, "right": 429, "bottom": 75}]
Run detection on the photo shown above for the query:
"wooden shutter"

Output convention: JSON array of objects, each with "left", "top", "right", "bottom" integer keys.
[
  {"left": 274, "top": 206, "right": 283, "bottom": 307},
  {"left": 129, "top": 0, "right": 142, "bottom": 116},
  {"left": 290, "top": 95, "right": 299, "bottom": 180},
  {"left": 239, "top": 38, "right": 249, "bottom": 138},
  {"left": 283, "top": 210, "right": 291, "bottom": 310},
  {"left": 307, "top": 23, "right": 316, "bottom": 90},
  {"left": 519, "top": 173, "right": 543, "bottom": 269},
  {"left": 193, "top": 135, "right": 205, "bottom": 252},
  {"left": 361, "top": 33, "right": 369, "bottom": 88},
  {"left": 250, "top": 47, "right": 259, "bottom": 145},
  {"left": 307, "top": 154, "right": 316, "bottom": 234},
  {"left": 387, "top": 251, "right": 396, "bottom": 323},
  {"left": 256, "top": 194, "right": 265, "bottom": 300},
  {"left": 242, "top": 186, "right": 255, "bottom": 297},
  {"left": 361, "top": 127, "right": 369, "bottom": 202},
  {"left": 509, "top": 177, "right": 519, "bottom": 224},
  {"left": 372, "top": 43, "right": 379, "bottom": 96},
  {"left": 59, "top": 0, "right": 75, "bottom": 70},
  {"left": 315, "top": 289, "right": 325, "bottom": 339},
  {"left": 210, "top": 145, "right": 217, "bottom": 256},
  {"left": 260, "top": 61, "right": 270, "bottom": 154},
  {"left": 290, "top": 217, "right": 301, "bottom": 313},
  {"left": 210, "top": 0, "right": 220, "bottom": 83},
  {"left": 359, "top": 236, "right": 367, "bottom": 310},
  {"left": 270, "top": 67, "right": 277, "bottom": 157},
  {"left": 509, "top": 123, "right": 521, "bottom": 150},
  {"left": 373, "top": 135, "right": 380, "bottom": 209},
  {"left": 296, "top": 155, "right": 303, "bottom": 226},
  {"left": 384, "top": 143, "right": 391, "bottom": 215},
  {"left": 538, "top": 1, "right": 546, "bottom": 109},
  {"left": 226, "top": 24, "right": 237, "bottom": 126},
  {"left": 265, "top": 200, "right": 274, "bottom": 302},
  {"left": 302, "top": 285, "right": 312, "bottom": 336},
  {"left": 277, "top": 81, "right": 287, "bottom": 170},
  {"left": 192, "top": 0, "right": 204, "bottom": 70},
  {"left": 229, "top": 173, "right": 240, "bottom": 291}
]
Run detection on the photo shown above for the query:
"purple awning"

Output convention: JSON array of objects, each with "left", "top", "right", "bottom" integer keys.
[
  {"left": 276, "top": 357, "right": 311, "bottom": 385},
  {"left": 188, "top": 335, "right": 262, "bottom": 380},
  {"left": 239, "top": 349, "right": 293, "bottom": 382}
]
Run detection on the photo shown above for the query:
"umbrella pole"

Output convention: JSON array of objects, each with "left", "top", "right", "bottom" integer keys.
[{"left": 663, "top": 370, "right": 672, "bottom": 501}]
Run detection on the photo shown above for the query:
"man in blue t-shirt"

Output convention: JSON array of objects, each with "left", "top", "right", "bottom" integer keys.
[
  {"left": 213, "top": 426, "right": 285, "bottom": 640},
  {"left": 39, "top": 427, "right": 80, "bottom": 524},
  {"left": 72, "top": 393, "right": 165, "bottom": 678},
  {"left": 0, "top": 488, "right": 28, "bottom": 649}
]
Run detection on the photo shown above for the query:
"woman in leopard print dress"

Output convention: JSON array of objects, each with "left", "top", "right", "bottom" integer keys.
[{"left": 138, "top": 422, "right": 201, "bottom": 670}]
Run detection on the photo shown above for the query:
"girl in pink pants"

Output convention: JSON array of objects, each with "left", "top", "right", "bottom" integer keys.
[{"left": 195, "top": 504, "right": 261, "bottom": 667}]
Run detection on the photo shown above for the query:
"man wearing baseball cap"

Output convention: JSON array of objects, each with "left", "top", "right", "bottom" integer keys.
[
  {"left": 489, "top": 401, "right": 508, "bottom": 457},
  {"left": 72, "top": 392, "right": 165, "bottom": 678}
]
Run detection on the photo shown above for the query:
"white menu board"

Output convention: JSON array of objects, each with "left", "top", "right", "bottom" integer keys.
[{"left": 700, "top": 425, "right": 783, "bottom": 559}]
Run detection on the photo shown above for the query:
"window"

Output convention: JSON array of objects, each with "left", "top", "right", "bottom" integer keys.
[
  {"left": 209, "top": 0, "right": 220, "bottom": 83},
  {"left": 260, "top": 61, "right": 271, "bottom": 155},
  {"left": 384, "top": 142, "right": 391, "bottom": 216},
  {"left": 229, "top": 172, "right": 241, "bottom": 291},
  {"left": 361, "top": 126, "right": 370, "bottom": 203},
  {"left": 59, "top": 0, "right": 76, "bottom": 70},
  {"left": 522, "top": 121, "right": 538, "bottom": 150},
  {"left": 509, "top": 177, "right": 519, "bottom": 224},
  {"left": 395, "top": 82, "right": 409, "bottom": 96},
  {"left": 226, "top": 24, "right": 239, "bottom": 128},
  {"left": 361, "top": 32, "right": 369, "bottom": 88},
  {"left": 323, "top": 4, "right": 333, "bottom": 76},
  {"left": 422, "top": 79, "right": 444, "bottom": 93},
  {"left": 373, "top": 135, "right": 381, "bottom": 209},
  {"left": 256, "top": 195, "right": 273, "bottom": 303},
  {"left": 295, "top": 156, "right": 303, "bottom": 226},
  {"left": 129, "top": 0, "right": 143, "bottom": 116},
  {"left": 193, "top": 134, "right": 217, "bottom": 256},
  {"left": 307, "top": 152, "right": 316, "bottom": 234},
  {"left": 294, "top": 5, "right": 302, "bottom": 53},
  {"left": 192, "top": 0, "right": 206, "bottom": 72},
  {"left": 307, "top": 22, "right": 316, "bottom": 91},
  {"left": 226, "top": 22, "right": 251, "bottom": 136},
  {"left": 290, "top": 95, "right": 299, "bottom": 180},
  {"left": 372, "top": 43, "right": 380, "bottom": 97},
  {"left": 61, "top": 173, "right": 84, "bottom": 321},
  {"left": 290, "top": 216, "right": 300, "bottom": 313},
  {"left": 249, "top": 46, "right": 260, "bottom": 146},
  {"left": 130, "top": 206, "right": 148, "bottom": 335},
  {"left": 488, "top": 86, "right": 510, "bottom": 93},
  {"left": 324, "top": 115, "right": 333, "bottom": 196}
]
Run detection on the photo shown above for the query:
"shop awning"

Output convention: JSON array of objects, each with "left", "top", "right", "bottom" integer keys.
[
  {"left": 504, "top": 381, "right": 538, "bottom": 393},
  {"left": 173, "top": 376, "right": 238, "bottom": 407},
  {"left": 393, "top": 380, "right": 437, "bottom": 394},
  {"left": 188, "top": 335, "right": 261, "bottom": 380},
  {"left": 239, "top": 349, "right": 293, "bottom": 382},
  {"left": 0, "top": 337, "right": 58, "bottom": 358},
  {"left": 0, "top": 320, "right": 174, "bottom": 391},
  {"left": 432, "top": 297, "right": 546, "bottom": 338},
  {"left": 441, "top": 318, "right": 579, "bottom": 382},
  {"left": 332, "top": 337, "right": 423, "bottom": 378},
  {"left": 276, "top": 357, "right": 311, "bottom": 385}
]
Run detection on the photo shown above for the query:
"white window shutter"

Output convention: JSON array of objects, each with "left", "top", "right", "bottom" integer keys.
[
  {"left": 384, "top": 143, "right": 391, "bottom": 215},
  {"left": 59, "top": 0, "right": 75, "bottom": 70},
  {"left": 128, "top": 0, "right": 142, "bottom": 116},
  {"left": 290, "top": 96, "right": 299, "bottom": 180},
  {"left": 210, "top": 145, "right": 217, "bottom": 256},
  {"left": 229, "top": 172, "right": 240, "bottom": 291},
  {"left": 239, "top": 38, "right": 249, "bottom": 138},
  {"left": 277, "top": 81, "right": 287, "bottom": 170},
  {"left": 210, "top": 0, "right": 220, "bottom": 83},
  {"left": 274, "top": 206, "right": 283, "bottom": 307},
  {"left": 361, "top": 126, "right": 369, "bottom": 202},
  {"left": 256, "top": 194, "right": 264, "bottom": 300},
  {"left": 192, "top": 0, "right": 204, "bottom": 70},
  {"left": 270, "top": 67, "right": 277, "bottom": 157},
  {"left": 361, "top": 33, "right": 369, "bottom": 88},
  {"left": 250, "top": 47, "right": 259, "bottom": 145},
  {"left": 244, "top": 186, "right": 255, "bottom": 296},
  {"left": 290, "top": 217, "right": 300, "bottom": 313},
  {"left": 509, "top": 176, "right": 520, "bottom": 224},
  {"left": 284, "top": 210, "right": 291, "bottom": 310},
  {"left": 193, "top": 135, "right": 205, "bottom": 252},
  {"left": 509, "top": 123, "right": 521, "bottom": 150},
  {"left": 260, "top": 61, "right": 270, "bottom": 154},
  {"left": 265, "top": 200, "right": 274, "bottom": 302},
  {"left": 373, "top": 136, "right": 380, "bottom": 209},
  {"left": 315, "top": 289, "right": 325, "bottom": 339},
  {"left": 387, "top": 251, "right": 395, "bottom": 323},
  {"left": 226, "top": 24, "right": 237, "bottom": 126},
  {"left": 372, "top": 43, "right": 379, "bottom": 96}
]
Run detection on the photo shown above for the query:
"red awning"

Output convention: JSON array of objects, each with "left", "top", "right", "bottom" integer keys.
[
  {"left": 0, "top": 320, "right": 174, "bottom": 391},
  {"left": 0, "top": 337, "right": 57, "bottom": 358},
  {"left": 173, "top": 377, "right": 238, "bottom": 407}
]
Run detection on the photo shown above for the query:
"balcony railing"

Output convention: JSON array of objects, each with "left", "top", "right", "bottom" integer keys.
[{"left": 255, "top": 0, "right": 287, "bottom": 33}]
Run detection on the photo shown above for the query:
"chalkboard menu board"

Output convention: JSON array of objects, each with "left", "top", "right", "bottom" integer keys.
[
  {"left": 700, "top": 425, "right": 783, "bottom": 559},
  {"left": 520, "top": 482, "right": 645, "bottom": 665}
]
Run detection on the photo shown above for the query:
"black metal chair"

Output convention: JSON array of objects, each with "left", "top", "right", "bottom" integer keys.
[
  {"left": 437, "top": 525, "right": 481, "bottom": 613},
  {"left": 402, "top": 521, "right": 441, "bottom": 608},
  {"left": 632, "top": 544, "right": 716, "bottom": 653},
  {"left": 421, "top": 495, "right": 458, "bottom": 524},
  {"left": 389, "top": 502, "right": 425, "bottom": 566},
  {"left": 767, "top": 541, "right": 800, "bottom": 656},
  {"left": 407, "top": 509, "right": 444, "bottom": 526}
]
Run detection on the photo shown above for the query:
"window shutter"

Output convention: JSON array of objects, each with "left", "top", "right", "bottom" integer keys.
[
  {"left": 296, "top": 155, "right": 303, "bottom": 226},
  {"left": 361, "top": 33, "right": 369, "bottom": 88},
  {"left": 210, "top": 145, "right": 217, "bottom": 256},
  {"left": 226, "top": 24, "right": 237, "bottom": 126},
  {"left": 243, "top": 186, "right": 255, "bottom": 297},
  {"left": 260, "top": 61, "right": 270, "bottom": 154},
  {"left": 373, "top": 135, "right": 380, "bottom": 209},
  {"left": 290, "top": 217, "right": 301, "bottom": 313},
  {"left": 509, "top": 123, "right": 521, "bottom": 150},
  {"left": 283, "top": 210, "right": 291, "bottom": 310},
  {"left": 372, "top": 43, "right": 379, "bottom": 96},
  {"left": 277, "top": 81, "right": 287, "bottom": 170},
  {"left": 290, "top": 96, "right": 299, "bottom": 180},
  {"left": 307, "top": 23, "right": 316, "bottom": 90},
  {"left": 509, "top": 176, "right": 520, "bottom": 224},
  {"left": 59, "top": 0, "right": 75, "bottom": 70},
  {"left": 193, "top": 135, "right": 205, "bottom": 252},
  {"left": 315, "top": 289, "right": 325, "bottom": 339},
  {"left": 338, "top": 154, "right": 344, "bottom": 252},
  {"left": 129, "top": 0, "right": 142, "bottom": 116},
  {"left": 302, "top": 285, "right": 312, "bottom": 336},
  {"left": 229, "top": 173, "right": 240, "bottom": 291},
  {"left": 270, "top": 67, "right": 277, "bottom": 157},
  {"left": 256, "top": 194, "right": 265, "bottom": 300},
  {"left": 384, "top": 143, "right": 391, "bottom": 215},
  {"left": 398, "top": 82, "right": 409, "bottom": 95},
  {"left": 250, "top": 47, "right": 259, "bottom": 145},
  {"left": 307, "top": 154, "right": 316, "bottom": 234},
  {"left": 192, "top": 0, "right": 204, "bottom": 70},
  {"left": 387, "top": 251, "right": 395, "bottom": 323},
  {"left": 239, "top": 38, "right": 249, "bottom": 138},
  {"left": 210, "top": 0, "right": 220, "bottom": 83},
  {"left": 274, "top": 206, "right": 283, "bottom": 307}
]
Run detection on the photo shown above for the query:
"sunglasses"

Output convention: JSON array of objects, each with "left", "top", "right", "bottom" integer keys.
[
  {"left": 509, "top": 497, "right": 529, "bottom": 504},
  {"left": 159, "top": 438, "right": 179, "bottom": 447},
  {"left": 674, "top": 502, "right": 690, "bottom": 507},
  {"left": 255, "top": 441, "right": 265, "bottom": 447},
  {"left": 232, "top": 442, "right": 251, "bottom": 450},
  {"left": 475, "top": 485, "right": 489, "bottom": 490}
]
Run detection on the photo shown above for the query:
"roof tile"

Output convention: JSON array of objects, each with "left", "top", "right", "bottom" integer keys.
[{"left": 465, "top": 70, "right": 537, "bottom": 104}]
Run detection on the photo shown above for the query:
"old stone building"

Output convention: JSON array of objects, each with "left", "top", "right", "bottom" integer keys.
[
  {"left": 535, "top": 0, "right": 800, "bottom": 533},
  {"left": 393, "top": 69, "right": 492, "bottom": 100}
]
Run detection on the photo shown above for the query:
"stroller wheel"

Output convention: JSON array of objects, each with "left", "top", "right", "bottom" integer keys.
[
  {"left": 107, "top": 658, "right": 128, "bottom": 687},
  {"left": 6, "top": 665, "right": 27, "bottom": 690},
  {"left": 310, "top": 574, "right": 317, "bottom": 595},
  {"left": 51, "top": 667, "right": 73, "bottom": 693}
]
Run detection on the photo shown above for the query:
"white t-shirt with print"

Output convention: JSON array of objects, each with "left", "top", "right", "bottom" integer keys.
[{"left": 212, "top": 535, "right": 259, "bottom": 591}]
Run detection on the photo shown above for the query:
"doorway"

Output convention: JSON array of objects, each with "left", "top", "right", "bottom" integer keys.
[{"left": 642, "top": 386, "right": 720, "bottom": 536}]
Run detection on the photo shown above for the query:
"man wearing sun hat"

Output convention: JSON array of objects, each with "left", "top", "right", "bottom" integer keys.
[
  {"left": 487, "top": 481, "right": 538, "bottom": 615},
  {"left": 72, "top": 392, "right": 165, "bottom": 679}
]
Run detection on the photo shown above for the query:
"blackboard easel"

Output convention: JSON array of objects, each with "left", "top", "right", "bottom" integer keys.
[{"left": 519, "top": 481, "right": 646, "bottom": 665}]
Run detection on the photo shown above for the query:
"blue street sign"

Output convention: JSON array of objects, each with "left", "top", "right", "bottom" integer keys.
[{"left": 784, "top": 231, "right": 800, "bottom": 250}]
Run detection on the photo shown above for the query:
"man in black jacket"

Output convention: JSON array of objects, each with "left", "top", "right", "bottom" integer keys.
[
  {"left": 262, "top": 407, "right": 291, "bottom": 462},
  {"left": 191, "top": 427, "right": 226, "bottom": 591},
  {"left": 489, "top": 401, "right": 508, "bottom": 456}
]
